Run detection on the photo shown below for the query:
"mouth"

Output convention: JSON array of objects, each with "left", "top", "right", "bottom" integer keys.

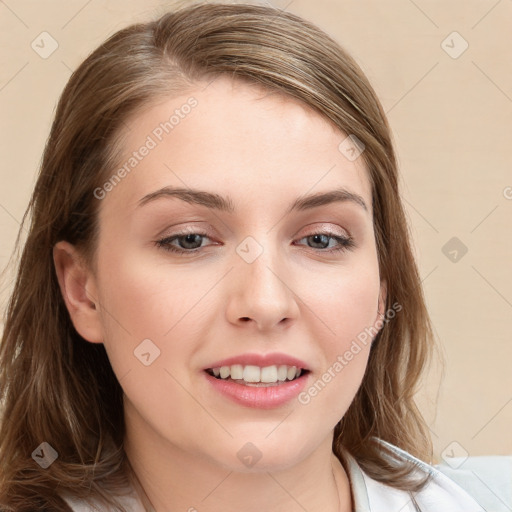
[
  {"left": 203, "top": 353, "right": 311, "bottom": 408},
  {"left": 205, "top": 364, "right": 310, "bottom": 387}
]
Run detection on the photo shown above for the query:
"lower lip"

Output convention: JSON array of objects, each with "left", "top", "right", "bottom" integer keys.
[{"left": 203, "top": 371, "right": 309, "bottom": 409}]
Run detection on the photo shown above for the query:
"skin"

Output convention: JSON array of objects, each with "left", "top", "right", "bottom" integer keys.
[{"left": 54, "top": 76, "right": 386, "bottom": 512}]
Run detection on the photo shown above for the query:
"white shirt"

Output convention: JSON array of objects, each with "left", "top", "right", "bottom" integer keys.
[
  {"left": 343, "top": 440, "right": 488, "bottom": 511},
  {"left": 63, "top": 440, "right": 510, "bottom": 511}
]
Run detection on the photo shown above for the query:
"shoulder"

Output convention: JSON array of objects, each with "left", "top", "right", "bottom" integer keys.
[
  {"left": 435, "top": 452, "right": 512, "bottom": 512},
  {"left": 343, "top": 439, "right": 510, "bottom": 512}
]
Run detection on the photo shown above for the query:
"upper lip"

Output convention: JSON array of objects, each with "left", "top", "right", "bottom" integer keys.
[{"left": 205, "top": 352, "right": 309, "bottom": 370}]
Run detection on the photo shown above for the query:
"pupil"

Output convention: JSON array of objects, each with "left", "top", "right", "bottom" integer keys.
[
  {"left": 182, "top": 234, "right": 202, "bottom": 249},
  {"left": 310, "top": 234, "right": 328, "bottom": 248}
]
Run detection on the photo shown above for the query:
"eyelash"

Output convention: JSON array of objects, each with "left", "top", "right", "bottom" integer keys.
[{"left": 155, "top": 230, "right": 355, "bottom": 255}]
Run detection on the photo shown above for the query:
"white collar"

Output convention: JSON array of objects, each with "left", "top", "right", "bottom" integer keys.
[{"left": 342, "top": 440, "right": 486, "bottom": 512}]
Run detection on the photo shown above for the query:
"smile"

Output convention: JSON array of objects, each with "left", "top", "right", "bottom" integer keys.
[
  {"left": 206, "top": 364, "right": 307, "bottom": 386},
  {"left": 203, "top": 354, "right": 312, "bottom": 408}
]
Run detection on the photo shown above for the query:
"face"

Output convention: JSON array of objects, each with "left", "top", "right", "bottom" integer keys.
[{"left": 78, "top": 76, "right": 385, "bottom": 472}]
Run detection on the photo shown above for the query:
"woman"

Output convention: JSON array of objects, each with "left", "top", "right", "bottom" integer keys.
[{"left": 0, "top": 2, "right": 487, "bottom": 511}]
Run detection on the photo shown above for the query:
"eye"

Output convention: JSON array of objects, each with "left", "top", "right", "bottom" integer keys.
[
  {"left": 294, "top": 232, "right": 355, "bottom": 253},
  {"left": 155, "top": 230, "right": 355, "bottom": 256},
  {"left": 156, "top": 231, "right": 213, "bottom": 254}
]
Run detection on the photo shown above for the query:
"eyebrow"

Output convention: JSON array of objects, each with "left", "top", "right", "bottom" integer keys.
[{"left": 137, "top": 186, "right": 368, "bottom": 213}]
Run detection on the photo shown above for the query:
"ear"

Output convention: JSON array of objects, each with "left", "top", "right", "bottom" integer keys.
[{"left": 53, "top": 240, "right": 103, "bottom": 344}]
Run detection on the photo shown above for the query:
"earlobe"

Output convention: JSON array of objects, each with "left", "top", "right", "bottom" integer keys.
[{"left": 53, "top": 241, "right": 103, "bottom": 344}]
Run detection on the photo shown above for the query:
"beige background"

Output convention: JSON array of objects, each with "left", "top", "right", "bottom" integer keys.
[{"left": 1, "top": 0, "right": 511, "bottom": 463}]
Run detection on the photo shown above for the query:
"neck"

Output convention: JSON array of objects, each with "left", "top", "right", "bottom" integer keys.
[{"left": 124, "top": 407, "right": 352, "bottom": 512}]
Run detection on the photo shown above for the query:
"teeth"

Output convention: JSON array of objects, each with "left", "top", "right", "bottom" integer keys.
[
  {"left": 261, "top": 365, "right": 278, "bottom": 383},
  {"left": 209, "top": 364, "right": 305, "bottom": 383},
  {"left": 230, "top": 364, "right": 244, "bottom": 380},
  {"left": 243, "top": 365, "right": 261, "bottom": 382},
  {"left": 287, "top": 366, "right": 296, "bottom": 380},
  {"left": 277, "top": 365, "right": 288, "bottom": 381}
]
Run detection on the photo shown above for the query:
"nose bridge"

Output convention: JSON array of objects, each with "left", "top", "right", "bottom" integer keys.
[{"left": 226, "top": 234, "right": 298, "bottom": 329}]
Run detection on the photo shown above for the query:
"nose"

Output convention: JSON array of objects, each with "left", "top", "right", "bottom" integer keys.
[{"left": 225, "top": 241, "right": 300, "bottom": 332}]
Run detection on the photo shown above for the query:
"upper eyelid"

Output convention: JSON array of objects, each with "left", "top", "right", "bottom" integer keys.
[{"left": 161, "top": 220, "right": 351, "bottom": 237}]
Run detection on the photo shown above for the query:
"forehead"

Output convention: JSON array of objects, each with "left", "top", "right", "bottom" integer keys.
[{"left": 100, "top": 76, "right": 372, "bottom": 217}]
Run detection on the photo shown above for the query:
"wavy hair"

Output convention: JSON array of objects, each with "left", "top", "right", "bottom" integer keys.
[{"left": 0, "top": 2, "right": 434, "bottom": 510}]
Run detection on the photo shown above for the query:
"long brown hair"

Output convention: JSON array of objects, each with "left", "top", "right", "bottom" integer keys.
[{"left": 0, "top": 2, "right": 434, "bottom": 510}]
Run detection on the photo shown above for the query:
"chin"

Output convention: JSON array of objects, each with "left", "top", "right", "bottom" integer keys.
[{"left": 205, "top": 435, "right": 316, "bottom": 474}]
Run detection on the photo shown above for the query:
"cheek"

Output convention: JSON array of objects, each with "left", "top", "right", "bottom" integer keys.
[
  {"left": 96, "top": 249, "right": 209, "bottom": 336},
  {"left": 93, "top": 253, "right": 208, "bottom": 440},
  {"left": 306, "top": 258, "right": 381, "bottom": 349},
  {"left": 295, "top": 260, "right": 380, "bottom": 412},
  {"left": 92, "top": 251, "right": 196, "bottom": 377}
]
